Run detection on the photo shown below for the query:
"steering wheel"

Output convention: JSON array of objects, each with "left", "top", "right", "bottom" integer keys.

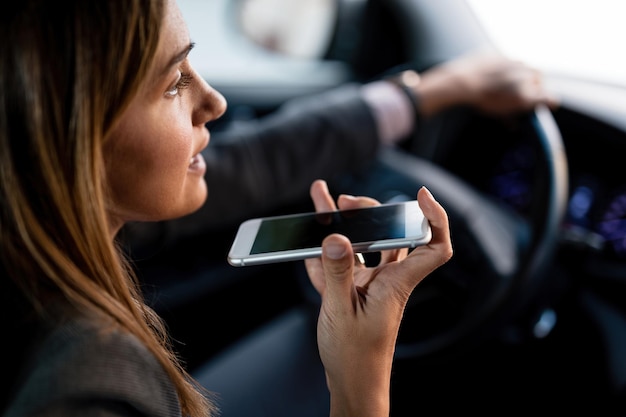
[
  {"left": 311, "top": 0, "right": 570, "bottom": 359},
  {"left": 382, "top": 105, "right": 569, "bottom": 360},
  {"left": 319, "top": 0, "right": 565, "bottom": 360}
]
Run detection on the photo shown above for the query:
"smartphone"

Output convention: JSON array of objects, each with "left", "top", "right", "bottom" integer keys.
[{"left": 227, "top": 200, "right": 432, "bottom": 266}]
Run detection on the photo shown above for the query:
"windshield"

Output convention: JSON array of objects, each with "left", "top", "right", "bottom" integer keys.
[{"left": 467, "top": 0, "right": 626, "bottom": 87}]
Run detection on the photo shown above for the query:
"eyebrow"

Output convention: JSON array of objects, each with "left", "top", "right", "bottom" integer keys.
[{"left": 161, "top": 41, "right": 195, "bottom": 76}]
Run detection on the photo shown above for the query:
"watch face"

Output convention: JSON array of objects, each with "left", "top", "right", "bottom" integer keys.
[{"left": 397, "top": 70, "right": 421, "bottom": 88}]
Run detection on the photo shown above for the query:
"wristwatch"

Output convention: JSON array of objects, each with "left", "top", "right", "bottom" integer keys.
[{"left": 385, "top": 69, "right": 421, "bottom": 118}]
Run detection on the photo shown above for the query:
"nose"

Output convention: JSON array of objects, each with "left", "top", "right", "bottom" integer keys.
[{"left": 192, "top": 68, "right": 227, "bottom": 126}]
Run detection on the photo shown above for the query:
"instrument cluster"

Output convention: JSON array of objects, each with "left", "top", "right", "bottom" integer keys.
[{"left": 487, "top": 141, "right": 626, "bottom": 261}]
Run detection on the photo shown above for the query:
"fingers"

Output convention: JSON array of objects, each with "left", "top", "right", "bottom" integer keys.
[
  {"left": 512, "top": 66, "right": 560, "bottom": 110},
  {"left": 310, "top": 180, "right": 337, "bottom": 212},
  {"left": 310, "top": 179, "right": 382, "bottom": 213},
  {"left": 335, "top": 193, "right": 379, "bottom": 211},
  {"left": 398, "top": 187, "right": 453, "bottom": 285},
  {"left": 306, "top": 180, "right": 335, "bottom": 295},
  {"left": 416, "top": 187, "right": 452, "bottom": 254},
  {"left": 320, "top": 233, "right": 356, "bottom": 308},
  {"left": 307, "top": 180, "right": 382, "bottom": 294},
  {"left": 460, "top": 53, "right": 559, "bottom": 114},
  {"left": 379, "top": 246, "right": 408, "bottom": 264}
]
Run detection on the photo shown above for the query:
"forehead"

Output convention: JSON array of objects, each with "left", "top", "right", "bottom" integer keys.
[
  {"left": 151, "top": 0, "right": 190, "bottom": 75},
  {"left": 162, "top": 0, "right": 189, "bottom": 45}
]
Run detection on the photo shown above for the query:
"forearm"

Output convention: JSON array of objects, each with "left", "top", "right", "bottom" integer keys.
[{"left": 327, "top": 358, "right": 392, "bottom": 417}]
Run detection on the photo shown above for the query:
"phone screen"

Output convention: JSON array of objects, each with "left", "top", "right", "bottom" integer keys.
[
  {"left": 228, "top": 201, "right": 430, "bottom": 266},
  {"left": 251, "top": 203, "right": 411, "bottom": 254}
]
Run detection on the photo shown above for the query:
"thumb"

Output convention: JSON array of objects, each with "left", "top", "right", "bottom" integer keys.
[{"left": 321, "top": 234, "right": 355, "bottom": 303}]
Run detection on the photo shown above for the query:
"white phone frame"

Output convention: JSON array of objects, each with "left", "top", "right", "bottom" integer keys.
[{"left": 227, "top": 201, "right": 432, "bottom": 267}]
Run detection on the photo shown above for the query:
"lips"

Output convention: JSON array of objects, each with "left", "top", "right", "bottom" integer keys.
[
  {"left": 188, "top": 152, "right": 206, "bottom": 173},
  {"left": 189, "top": 130, "right": 210, "bottom": 173}
]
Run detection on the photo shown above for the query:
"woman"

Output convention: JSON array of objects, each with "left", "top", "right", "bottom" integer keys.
[{"left": 0, "top": 1, "right": 452, "bottom": 416}]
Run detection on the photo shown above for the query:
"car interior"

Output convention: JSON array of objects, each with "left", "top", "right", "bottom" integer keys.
[{"left": 129, "top": 0, "right": 626, "bottom": 414}]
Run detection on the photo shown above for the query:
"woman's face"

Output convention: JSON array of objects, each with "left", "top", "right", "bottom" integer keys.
[{"left": 104, "top": 0, "right": 226, "bottom": 233}]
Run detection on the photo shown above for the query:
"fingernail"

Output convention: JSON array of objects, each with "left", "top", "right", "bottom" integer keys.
[{"left": 324, "top": 241, "right": 347, "bottom": 260}]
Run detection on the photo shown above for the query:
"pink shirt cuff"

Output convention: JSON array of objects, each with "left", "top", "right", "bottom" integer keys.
[{"left": 360, "top": 81, "right": 415, "bottom": 145}]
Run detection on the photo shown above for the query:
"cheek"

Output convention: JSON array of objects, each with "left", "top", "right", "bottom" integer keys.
[{"left": 105, "top": 114, "right": 195, "bottom": 221}]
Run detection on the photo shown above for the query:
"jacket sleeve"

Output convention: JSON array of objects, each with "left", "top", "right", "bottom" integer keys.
[{"left": 122, "top": 83, "right": 380, "bottom": 254}]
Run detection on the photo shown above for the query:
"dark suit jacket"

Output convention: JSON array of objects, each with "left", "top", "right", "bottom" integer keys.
[{"left": 5, "top": 316, "right": 182, "bottom": 417}]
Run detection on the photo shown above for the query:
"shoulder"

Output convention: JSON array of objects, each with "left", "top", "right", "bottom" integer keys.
[{"left": 5, "top": 316, "right": 181, "bottom": 417}]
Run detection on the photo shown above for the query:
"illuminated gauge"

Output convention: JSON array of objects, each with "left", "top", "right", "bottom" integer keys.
[
  {"left": 566, "top": 175, "right": 599, "bottom": 228},
  {"left": 568, "top": 185, "right": 594, "bottom": 225},
  {"left": 596, "top": 189, "right": 626, "bottom": 257}
]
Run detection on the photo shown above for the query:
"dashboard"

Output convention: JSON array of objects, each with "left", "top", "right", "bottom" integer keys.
[{"left": 438, "top": 107, "right": 626, "bottom": 263}]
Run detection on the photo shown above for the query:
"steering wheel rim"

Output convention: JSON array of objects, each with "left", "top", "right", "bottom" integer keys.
[
  {"left": 385, "top": 105, "right": 569, "bottom": 359},
  {"left": 294, "top": 105, "right": 569, "bottom": 360}
]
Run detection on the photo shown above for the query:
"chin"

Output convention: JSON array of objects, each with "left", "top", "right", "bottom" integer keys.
[
  {"left": 184, "top": 187, "right": 208, "bottom": 215},
  {"left": 157, "top": 184, "right": 207, "bottom": 220}
]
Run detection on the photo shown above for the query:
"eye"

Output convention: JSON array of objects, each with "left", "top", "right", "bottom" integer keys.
[{"left": 165, "top": 72, "right": 193, "bottom": 98}]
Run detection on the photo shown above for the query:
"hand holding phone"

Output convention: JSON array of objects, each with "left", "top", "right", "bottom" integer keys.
[{"left": 227, "top": 200, "right": 432, "bottom": 266}]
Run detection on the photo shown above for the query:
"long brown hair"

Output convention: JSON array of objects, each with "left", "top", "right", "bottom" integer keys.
[{"left": 0, "top": 1, "right": 216, "bottom": 415}]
